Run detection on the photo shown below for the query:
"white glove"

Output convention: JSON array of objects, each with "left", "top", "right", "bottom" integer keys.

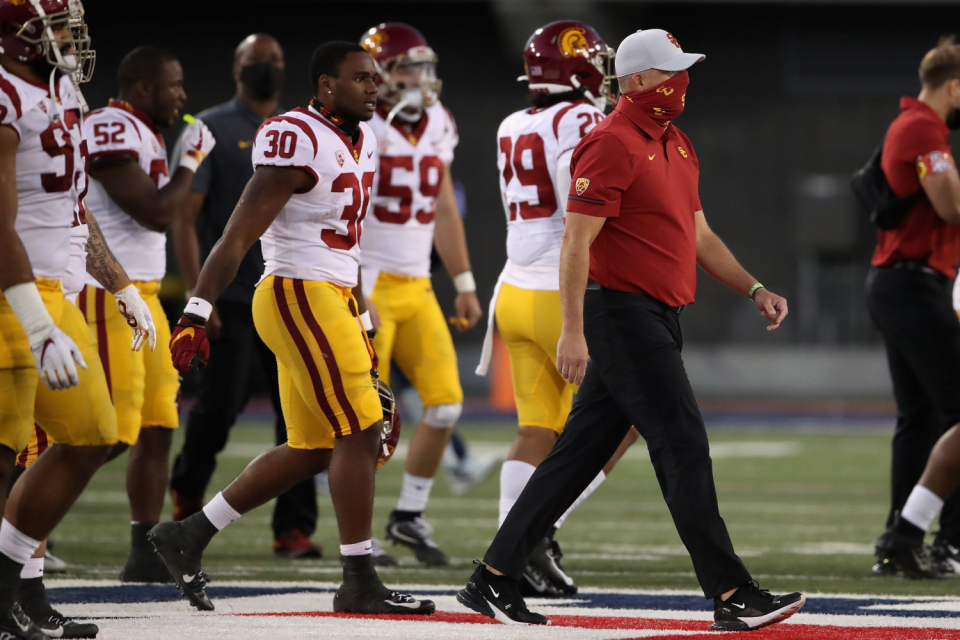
[
  {"left": 4, "top": 282, "right": 87, "bottom": 391},
  {"left": 32, "top": 325, "right": 87, "bottom": 390},
  {"left": 178, "top": 119, "right": 216, "bottom": 173},
  {"left": 114, "top": 284, "right": 157, "bottom": 352}
]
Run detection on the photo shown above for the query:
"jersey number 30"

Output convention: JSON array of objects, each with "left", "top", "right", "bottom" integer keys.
[{"left": 324, "top": 171, "right": 376, "bottom": 250}]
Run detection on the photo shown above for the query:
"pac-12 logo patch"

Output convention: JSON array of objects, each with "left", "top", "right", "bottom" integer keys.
[
  {"left": 576, "top": 178, "right": 590, "bottom": 195},
  {"left": 335, "top": 150, "right": 345, "bottom": 167}
]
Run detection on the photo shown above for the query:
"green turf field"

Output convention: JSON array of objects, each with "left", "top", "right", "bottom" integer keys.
[{"left": 53, "top": 421, "right": 957, "bottom": 598}]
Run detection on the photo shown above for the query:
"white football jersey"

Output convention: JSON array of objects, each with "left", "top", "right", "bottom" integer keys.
[
  {"left": 83, "top": 102, "right": 171, "bottom": 284},
  {"left": 361, "top": 103, "right": 458, "bottom": 283},
  {"left": 0, "top": 68, "right": 85, "bottom": 280},
  {"left": 496, "top": 101, "right": 604, "bottom": 290},
  {"left": 253, "top": 105, "right": 378, "bottom": 288}
]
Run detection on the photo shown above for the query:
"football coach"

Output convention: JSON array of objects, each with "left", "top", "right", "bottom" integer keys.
[{"left": 457, "top": 29, "right": 804, "bottom": 631}]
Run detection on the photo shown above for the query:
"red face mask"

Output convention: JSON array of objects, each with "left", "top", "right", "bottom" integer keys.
[{"left": 622, "top": 70, "right": 690, "bottom": 128}]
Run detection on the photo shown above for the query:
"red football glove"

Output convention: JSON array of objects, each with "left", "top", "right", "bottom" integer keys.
[{"left": 170, "top": 315, "right": 210, "bottom": 371}]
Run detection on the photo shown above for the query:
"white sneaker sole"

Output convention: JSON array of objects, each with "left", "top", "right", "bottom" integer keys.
[{"left": 743, "top": 595, "right": 806, "bottom": 630}]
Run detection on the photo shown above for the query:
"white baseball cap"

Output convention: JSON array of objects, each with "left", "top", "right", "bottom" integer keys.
[{"left": 615, "top": 29, "right": 705, "bottom": 77}]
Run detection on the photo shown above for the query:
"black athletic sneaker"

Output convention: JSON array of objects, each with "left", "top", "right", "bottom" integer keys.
[
  {"left": 334, "top": 554, "right": 434, "bottom": 614},
  {"left": 529, "top": 536, "right": 577, "bottom": 596},
  {"left": 19, "top": 577, "right": 98, "bottom": 638},
  {"left": 457, "top": 564, "right": 550, "bottom": 625},
  {"left": 0, "top": 604, "right": 48, "bottom": 639},
  {"left": 147, "top": 521, "right": 215, "bottom": 611},
  {"left": 872, "top": 530, "right": 900, "bottom": 576},
  {"left": 710, "top": 582, "right": 805, "bottom": 631},
  {"left": 385, "top": 511, "right": 448, "bottom": 566},
  {"left": 876, "top": 515, "right": 939, "bottom": 580},
  {"left": 333, "top": 582, "right": 434, "bottom": 615}
]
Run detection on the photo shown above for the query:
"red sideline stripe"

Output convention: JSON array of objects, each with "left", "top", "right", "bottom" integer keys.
[
  {"left": 273, "top": 277, "right": 342, "bottom": 435},
  {"left": 292, "top": 279, "right": 360, "bottom": 436},
  {"left": 237, "top": 611, "right": 960, "bottom": 639},
  {"left": 94, "top": 288, "right": 112, "bottom": 399},
  {"left": 0, "top": 74, "right": 22, "bottom": 119}
]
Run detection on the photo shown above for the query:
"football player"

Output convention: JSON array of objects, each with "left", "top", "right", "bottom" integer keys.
[
  {"left": 359, "top": 23, "right": 483, "bottom": 566},
  {"left": 476, "top": 20, "right": 640, "bottom": 597},
  {"left": 0, "top": 1, "right": 137, "bottom": 637},
  {"left": 150, "top": 41, "right": 434, "bottom": 616},
  {"left": 80, "top": 46, "right": 215, "bottom": 583}
]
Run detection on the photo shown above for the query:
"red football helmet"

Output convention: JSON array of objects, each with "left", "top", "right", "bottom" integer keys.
[
  {"left": 521, "top": 20, "right": 615, "bottom": 109},
  {"left": 375, "top": 378, "right": 401, "bottom": 470},
  {"left": 360, "top": 23, "right": 441, "bottom": 117},
  {"left": 0, "top": 0, "right": 94, "bottom": 82}
]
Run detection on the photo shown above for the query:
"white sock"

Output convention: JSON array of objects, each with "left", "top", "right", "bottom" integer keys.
[
  {"left": 0, "top": 519, "right": 41, "bottom": 566},
  {"left": 499, "top": 460, "right": 536, "bottom": 528},
  {"left": 555, "top": 471, "right": 606, "bottom": 528},
  {"left": 901, "top": 485, "right": 945, "bottom": 532},
  {"left": 20, "top": 557, "right": 43, "bottom": 580},
  {"left": 202, "top": 492, "right": 241, "bottom": 531},
  {"left": 396, "top": 473, "right": 433, "bottom": 513},
  {"left": 340, "top": 539, "right": 372, "bottom": 556}
]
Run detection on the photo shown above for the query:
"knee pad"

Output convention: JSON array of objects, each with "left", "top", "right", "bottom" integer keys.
[{"left": 422, "top": 403, "right": 462, "bottom": 428}]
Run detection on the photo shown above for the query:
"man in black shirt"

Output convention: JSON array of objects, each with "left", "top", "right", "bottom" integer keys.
[{"left": 168, "top": 34, "right": 327, "bottom": 559}]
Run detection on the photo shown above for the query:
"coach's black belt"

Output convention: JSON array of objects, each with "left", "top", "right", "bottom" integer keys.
[
  {"left": 889, "top": 260, "right": 948, "bottom": 284},
  {"left": 586, "top": 280, "right": 686, "bottom": 315}
]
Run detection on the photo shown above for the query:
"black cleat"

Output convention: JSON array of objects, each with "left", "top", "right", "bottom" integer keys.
[
  {"left": 119, "top": 545, "right": 173, "bottom": 584},
  {"left": 0, "top": 604, "right": 48, "bottom": 639},
  {"left": 457, "top": 564, "right": 550, "bottom": 625},
  {"left": 931, "top": 539, "right": 960, "bottom": 576},
  {"left": 385, "top": 511, "right": 448, "bottom": 566},
  {"left": 147, "top": 522, "right": 214, "bottom": 611},
  {"left": 19, "top": 578, "right": 98, "bottom": 638},
  {"left": 519, "top": 561, "right": 565, "bottom": 598},
  {"left": 529, "top": 535, "right": 577, "bottom": 596},
  {"left": 710, "top": 582, "right": 805, "bottom": 631},
  {"left": 333, "top": 580, "right": 434, "bottom": 615},
  {"left": 876, "top": 515, "right": 940, "bottom": 580}
]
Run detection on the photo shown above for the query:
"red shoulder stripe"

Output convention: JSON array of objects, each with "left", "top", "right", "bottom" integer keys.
[
  {"left": 0, "top": 75, "right": 22, "bottom": 119},
  {"left": 552, "top": 104, "right": 579, "bottom": 140},
  {"left": 260, "top": 115, "right": 319, "bottom": 159}
]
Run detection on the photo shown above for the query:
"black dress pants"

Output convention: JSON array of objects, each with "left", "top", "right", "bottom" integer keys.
[
  {"left": 866, "top": 266, "right": 960, "bottom": 544},
  {"left": 485, "top": 289, "right": 752, "bottom": 599},
  {"left": 170, "top": 300, "right": 318, "bottom": 537}
]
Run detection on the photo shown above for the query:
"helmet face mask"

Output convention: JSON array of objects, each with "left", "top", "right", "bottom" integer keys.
[{"left": 374, "top": 378, "right": 401, "bottom": 470}]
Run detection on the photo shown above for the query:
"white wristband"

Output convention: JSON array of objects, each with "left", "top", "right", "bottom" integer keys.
[
  {"left": 178, "top": 154, "right": 200, "bottom": 174},
  {"left": 4, "top": 282, "right": 55, "bottom": 346},
  {"left": 184, "top": 296, "right": 213, "bottom": 322},
  {"left": 359, "top": 310, "right": 373, "bottom": 331},
  {"left": 453, "top": 271, "right": 476, "bottom": 294}
]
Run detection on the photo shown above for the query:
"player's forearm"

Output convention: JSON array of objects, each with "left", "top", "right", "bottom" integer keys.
[
  {"left": 190, "top": 236, "right": 246, "bottom": 312},
  {"left": 434, "top": 207, "right": 472, "bottom": 276},
  {"left": 558, "top": 229, "right": 591, "bottom": 335},
  {"left": 172, "top": 215, "right": 202, "bottom": 292},
  {"left": 696, "top": 230, "right": 757, "bottom": 297},
  {"left": 0, "top": 227, "right": 35, "bottom": 291},
  {"left": 85, "top": 210, "right": 132, "bottom": 294},
  {"left": 142, "top": 167, "right": 196, "bottom": 232}
]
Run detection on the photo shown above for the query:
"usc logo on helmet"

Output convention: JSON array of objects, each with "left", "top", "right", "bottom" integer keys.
[
  {"left": 361, "top": 31, "right": 387, "bottom": 55},
  {"left": 557, "top": 27, "right": 589, "bottom": 58}
]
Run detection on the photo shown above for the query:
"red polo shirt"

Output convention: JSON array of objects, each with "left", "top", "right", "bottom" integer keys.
[
  {"left": 872, "top": 97, "right": 958, "bottom": 278},
  {"left": 566, "top": 96, "right": 702, "bottom": 307}
]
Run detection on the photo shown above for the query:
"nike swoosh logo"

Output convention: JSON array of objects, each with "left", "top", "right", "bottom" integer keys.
[
  {"left": 238, "top": 140, "right": 253, "bottom": 149},
  {"left": 648, "top": 154, "right": 656, "bottom": 161},
  {"left": 183, "top": 574, "right": 196, "bottom": 582},
  {"left": 731, "top": 602, "right": 745, "bottom": 609},
  {"left": 367, "top": 151, "right": 374, "bottom": 158},
  {"left": 490, "top": 587, "right": 500, "bottom": 598},
  {"left": 387, "top": 599, "right": 422, "bottom": 609}
]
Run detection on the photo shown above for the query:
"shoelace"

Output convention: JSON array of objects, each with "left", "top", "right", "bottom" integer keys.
[{"left": 389, "top": 591, "right": 417, "bottom": 603}]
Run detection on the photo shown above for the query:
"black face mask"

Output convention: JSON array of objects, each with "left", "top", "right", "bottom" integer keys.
[
  {"left": 947, "top": 108, "right": 960, "bottom": 131},
  {"left": 240, "top": 63, "right": 284, "bottom": 99}
]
